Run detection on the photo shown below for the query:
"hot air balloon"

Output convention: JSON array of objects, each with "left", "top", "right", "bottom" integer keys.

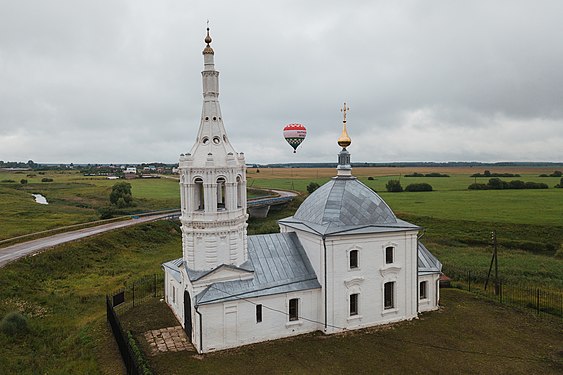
[{"left": 283, "top": 123, "right": 307, "bottom": 153}]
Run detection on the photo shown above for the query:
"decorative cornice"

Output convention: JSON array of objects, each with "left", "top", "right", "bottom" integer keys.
[{"left": 344, "top": 276, "right": 365, "bottom": 288}]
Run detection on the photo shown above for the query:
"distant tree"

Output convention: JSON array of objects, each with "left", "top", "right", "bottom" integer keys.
[
  {"left": 484, "top": 170, "right": 491, "bottom": 177},
  {"left": 468, "top": 183, "right": 489, "bottom": 190},
  {"left": 41, "top": 178, "right": 53, "bottom": 183},
  {"left": 555, "top": 177, "right": 563, "bottom": 188},
  {"left": 487, "top": 178, "right": 506, "bottom": 189},
  {"left": 550, "top": 170, "right": 562, "bottom": 177},
  {"left": 20, "top": 179, "right": 27, "bottom": 185},
  {"left": 110, "top": 182, "right": 133, "bottom": 207},
  {"left": 307, "top": 182, "right": 320, "bottom": 194},
  {"left": 367, "top": 176, "right": 374, "bottom": 180},
  {"left": 507, "top": 180, "right": 526, "bottom": 189},
  {"left": 386, "top": 179, "right": 403, "bottom": 192},
  {"left": 256, "top": 169, "right": 260, "bottom": 173}
]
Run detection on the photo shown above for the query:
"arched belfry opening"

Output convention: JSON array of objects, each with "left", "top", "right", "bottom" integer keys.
[
  {"left": 194, "top": 178, "right": 204, "bottom": 211},
  {"left": 236, "top": 175, "right": 243, "bottom": 208},
  {"left": 217, "top": 177, "right": 226, "bottom": 210}
]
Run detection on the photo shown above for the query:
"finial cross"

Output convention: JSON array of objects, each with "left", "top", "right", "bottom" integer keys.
[{"left": 341, "top": 102, "right": 350, "bottom": 122}]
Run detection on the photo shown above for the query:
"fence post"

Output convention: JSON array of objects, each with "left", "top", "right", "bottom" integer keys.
[{"left": 154, "top": 274, "right": 157, "bottom": 297}]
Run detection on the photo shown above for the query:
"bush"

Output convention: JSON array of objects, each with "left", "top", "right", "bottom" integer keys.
[
  {"left": 41, "top": 178, "right": 53, "bottom": 182},
  {"left": 97, "top": 206, "right": 117, "bottom": 219},
  {"left": 405, "top": 172, "right": 424, "bottom": 177},
  {"left": 110, "top": 182, "right": 133, "bottom": 207},
  {"left": 0, "top": 312, "right": 28, "bottom": 336},
  {"left": 550, "top": 170, "right": 562, "bottom": 177},
  {"left": 524, "top": 182, "right": 548, "bottom": 189},
  {"left": 1, "top": 179, "right": 15, "bottom": 183},
  {"left": 555, "top": 178, "right": 563, "bottom": 188},
  {"left": 405, "top": 183, "right": 433, "bottom": 192},
  {"left": 367, "top": 176, "right": 374, "bottom": 180},
  {"left": 306, "top": 182, "right": 320, "bottom": 194},
  {"left": 385, "top": 180, "right": 403, "bottom": 192},
  {"left": 507, "top": 180, "right": 526, "bottom": 189},
  {"left": 468, "top": 183, "right": 489, "bottom": 190}
]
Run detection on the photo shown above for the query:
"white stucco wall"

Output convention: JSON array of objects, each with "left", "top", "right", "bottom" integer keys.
[
  {"left": 418, "top": 273, "right": 440, "bottom": 313},
  {"left": 194, "top": 289, "right": 322, "bottom": 353}
]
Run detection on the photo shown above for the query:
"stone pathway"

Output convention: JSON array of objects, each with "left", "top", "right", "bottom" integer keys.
[{"left": 143, "top": 326, "right": 195, "bottom": 355}]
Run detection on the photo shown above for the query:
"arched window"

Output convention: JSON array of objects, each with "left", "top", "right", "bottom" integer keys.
[
  {"left": 236, "top": 175, "right": 242, "bottom": 208},
  {"left": 194, "top": 178, "right": 204, "bottom": 211},
  {"left": 217, "top": 177, "right": 226, "bottom": 210},
  {"left": 349, "top": 249, "right": 359, "bottom": 269}
]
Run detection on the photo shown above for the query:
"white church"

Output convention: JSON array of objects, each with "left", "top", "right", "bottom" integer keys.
[{"left": 162, "top": 29, "right": 442, "bottom": 354}]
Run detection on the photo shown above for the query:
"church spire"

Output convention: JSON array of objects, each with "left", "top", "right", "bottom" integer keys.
[{"left": 336, "top": 102, "right": 353, "bottom": 178}]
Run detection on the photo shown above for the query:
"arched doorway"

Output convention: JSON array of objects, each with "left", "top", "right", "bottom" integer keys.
[{"left": 184, "top": 290, "right": 192, "bottom": 342}]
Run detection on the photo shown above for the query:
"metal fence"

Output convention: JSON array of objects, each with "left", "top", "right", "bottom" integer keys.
[
  {"left": 106, "top": 274, "right": 164, "bottom": 374},
  {"left": 111, "top": 274, "right": 164, "bottom": 315},
  {"left": 443, "top": 265, "right": 563, "bottom": 318}
]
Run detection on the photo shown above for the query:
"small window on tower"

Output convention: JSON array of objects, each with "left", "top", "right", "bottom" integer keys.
[
  {"left": 213, "top": 137, "right": 220, "bottom": 144},
  {"left": 288, "top": 298, "right": 299, "bottom": 321},
  {"left": 213, "top": 116, "right": 217, "bottom": 121},
  {"left": 202, "top": 137, "right": 209, "bottom": 145}
]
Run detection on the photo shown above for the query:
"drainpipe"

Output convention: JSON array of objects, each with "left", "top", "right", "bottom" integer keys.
[
  {"left": 195, "top": 305, "right": 203, "bottom": 353},
  {"left": 322, "top": 236, "right": 327, "bottom": 331},
  {"left": 416, "top": 230, "right": 425, "bottom": 315}
]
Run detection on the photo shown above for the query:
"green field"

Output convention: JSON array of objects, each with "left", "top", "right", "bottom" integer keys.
[{"left": 0, "top": 220, "right": 561, "bottom": 374}]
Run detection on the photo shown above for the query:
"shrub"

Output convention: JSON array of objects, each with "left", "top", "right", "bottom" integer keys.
[
  {"left": 20, "top": 179, "right": 27, "bottom": 185},
  {"left": 306, "top": 182, "right": 320, "bottom": 194},
  {"left": 405, "top": 183, "right": 433, "bottom": 192},
  {"left": 468, "top": 183, "right": 489, "bottom": 190},
  {"left": 555, "top": 178, "right": 563, "bottom": 188},
  {"left": 0, "top": 312, "right": 28, "bottom": 336},
  {"left": 425, "top": 172, "right": 449, "bottom": 177},
  {"left": 405, "top": 172, "right": 424, "bottom": 177},
  {"left": 110, "top": 182, "right": 133, "bottom": 207},
  {"left": 539, "top": 174, "right": 548, "bottom": 177},
  {"left": 507, "top": 180, "right": 526, "bottom": 189},
  {"left": 524, "top": 182, "right": 548, "bottom": 189},
  {"left": 385, "top": 179, "right": 403, "bottom": 192},
  {"left": 550, "top": 170, "right": 562, "bottom": 177},
  {"left": 487, "top": 178, "right": 506, "bottom": 189},
  {"left": 367, "top": 176, "right": 374, "bottom": 180},
  {"left": 1, "top": 179, "right": 15, "bottom": 183},
  {"left": 41, "top": 178, "right": 53, "bottom": 182},
  {"left": 97, "top": 206, "right": 117, "bottom": 219}
]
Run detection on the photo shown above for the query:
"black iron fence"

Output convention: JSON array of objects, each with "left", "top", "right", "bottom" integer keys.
[
  {"left": 111, "top": 273, "right": 164, "bottom": 314},
  {"left": 443, "top": 265, "right": 563, "bottom": 318},
  {"left": 106, "top": 274, "right": 164, "bottom": 374}
]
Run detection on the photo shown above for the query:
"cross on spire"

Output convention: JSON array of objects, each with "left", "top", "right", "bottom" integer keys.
[{"left": 341, "top": 102, "right": 350, "bottom": 122}]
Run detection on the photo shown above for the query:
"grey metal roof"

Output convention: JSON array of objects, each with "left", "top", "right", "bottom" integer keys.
[
  {"left": 195, "top": 232, "right": 320, "bottom": 305},
  {"left": 279, "top": 177, "right": 418, "bottom": 236},
  {"left": 418, "top": 242, "right": 442, "bottom": 275},
  {"left": 162, "top": 258, "right": 183, "bottom": 283}
]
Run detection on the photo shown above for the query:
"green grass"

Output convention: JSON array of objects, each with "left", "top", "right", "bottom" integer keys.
[
  {"left": 121, "top": 289, "right": 563, "bottom": 374},
  {"left": 0, "top": 220, "right": 183, "bottom": 374}
]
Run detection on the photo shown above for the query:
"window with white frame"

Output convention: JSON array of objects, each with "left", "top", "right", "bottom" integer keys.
[
  {"left": 349, "top": 249, "right": 359, "bottom": 269},
  {"left": 350, "top": 293, "right": 359, "bottom": 316},
  {"left": 289, "top": 298, "right": 299, "bottom": 321},
  {"left": 420, "top": 281, "right": 427, "bottom": 299},
  {"left": 384, "top": 282, "right": 394, "bottom": 309},
  {"left": 385, "top": 246, "right": 394, "bottom": 264}
]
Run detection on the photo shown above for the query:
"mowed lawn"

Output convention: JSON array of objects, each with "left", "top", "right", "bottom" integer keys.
[{"left": 121, "top": 289, "right": 563, "bottom": 375}]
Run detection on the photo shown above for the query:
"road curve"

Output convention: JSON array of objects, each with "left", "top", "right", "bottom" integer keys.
[{"left": 0, "top": 213, "right": 177, "bottom": 268}]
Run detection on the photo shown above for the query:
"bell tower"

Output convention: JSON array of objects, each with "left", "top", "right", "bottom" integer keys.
[{"left": 178, "top": 28, "right": 248, "bottom": 271}]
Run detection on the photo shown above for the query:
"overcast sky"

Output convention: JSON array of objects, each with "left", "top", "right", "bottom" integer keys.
[{"left": 1, "top": 0, "right": 562, "bottom": 164}]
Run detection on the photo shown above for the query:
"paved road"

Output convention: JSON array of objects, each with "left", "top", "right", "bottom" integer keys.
[
  {"left": 0, "top": 213, "right": 177, "bottom": 268},
  {"left": 0, "top": 189, "right": 299, "bottom": 268}
]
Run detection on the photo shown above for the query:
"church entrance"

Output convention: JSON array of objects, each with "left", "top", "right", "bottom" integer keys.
[{"left": 184, "top": 291, "right": 192, "bottom": 342}]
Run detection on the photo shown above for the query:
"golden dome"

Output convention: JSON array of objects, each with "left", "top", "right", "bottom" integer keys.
[{"left": 338, "top": 122, "right": 351, "bottom": 148}]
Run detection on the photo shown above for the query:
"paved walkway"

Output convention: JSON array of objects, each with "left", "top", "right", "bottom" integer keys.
[{"left": 143, "top": 326, "right": 195, "bottom": 355}]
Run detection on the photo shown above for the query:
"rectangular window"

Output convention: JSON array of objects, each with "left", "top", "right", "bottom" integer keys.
[
  {"left": 385, "top": 247, "right": 394, "bottom": 264},
  {"left": 350, "top": 293, "right": 359, "bottom": 316},
  {"left": 350, "top": 250, "right": 358, "bottom": 269},
  {"left": 289, "top": 298, "right": 299, "bottom": 321},
  {"left": 420, "top": 281, "right": 427, "bottom": 299},
  {"left": 256, "top": 304, "right": 262, "bottom": 323},
  {"left": 172, "top": 285, "right": 176, "bottom": 304},
  {"left": 384, "top": 282, "right": 394, "bottom": 309}
]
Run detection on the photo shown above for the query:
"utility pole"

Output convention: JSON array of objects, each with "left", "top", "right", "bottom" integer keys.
[{"left": 484, "top": 230, "right": 499, "bottom": 295}]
